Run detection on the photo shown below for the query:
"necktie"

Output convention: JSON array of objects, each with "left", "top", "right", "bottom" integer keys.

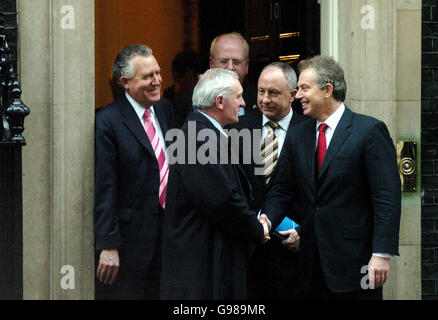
[
  {"left": 143, "top": 108, "right": 168, "bottom": 209},
  {"left": 260, "top": 120, "right": 279, "bottom": 185},
  {"left": 316, "top": 123, "right": 329, "bottom": 174}
]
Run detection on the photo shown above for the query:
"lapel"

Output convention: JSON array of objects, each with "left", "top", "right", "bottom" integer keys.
[
  {"left": 318, "top": 107, "right": 353, "bottom": 179},
  {"left": 193, "top": 111, "right": 253, "bottom": 198},
  {"left": 300, "top": 118, "right": 318, "bottom": 185},
  {"left": 238, "top": 110, "right": 262, "bottom": 171},
  {"left": 289, "top": 113, "right": 301, "bottom": 128},
  {"left": 154, "top": 101, "right": 171, "bottom": 147},
  {"left": 249, "top": 110, "right": 263, "bottom": 131},
  {"left": 188, "top": 111, "right": 227, "bottom": 157},
  {"left": 252, "top": 112, "right": 267, "bottom": 188},
  {"left": 288, "top": 116, "right": 295, "bottom": 130},
  {"left": 119, "top": 94, "right": 155, "bottom": 157}
]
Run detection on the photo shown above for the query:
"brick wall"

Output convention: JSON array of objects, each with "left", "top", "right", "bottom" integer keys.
[
  {"left": 0, "top": 0, "right": 17, "bottom": 72},
  {"left": 422, "top": 0, "right": 438, "bottom": 300}
]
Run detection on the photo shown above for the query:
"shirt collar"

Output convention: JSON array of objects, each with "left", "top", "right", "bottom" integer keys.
[
  {"left": 196, "top": 110, "right": 228, "bottom": 137},
  {"left": 316, "top": 103, "right": 345, "bottom": 131},
  {"left": 262, "top": 108, "right": 293, "bottom": 130},
  {"left": 125, "top": 91, "right": 155, "bottom": 120}
]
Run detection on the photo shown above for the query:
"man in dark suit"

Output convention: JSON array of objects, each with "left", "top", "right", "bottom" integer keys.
[
  {"left": 263, "top": 55, "right": 401, "bottom": 300},
  {"left": 94, "top": 44, "right": 174, "bottom": 299},
  {"left": 237, "top": 62, "right": 307, "bottom": 299},
  {"left": 161, "top": 68, "right": 270, "bottom": 300}
]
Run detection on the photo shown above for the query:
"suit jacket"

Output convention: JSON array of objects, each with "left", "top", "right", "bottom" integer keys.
[
  {"left": 237, "top": 108, "right": 308, "bottom": 212},
  {"left": 93, "top": 93, "right": 174, "bottom": 271},
  {"left": 236, "top": 109, "right": 307, "bottom": 299},
  {"left": 263, "top": 106, "right": 401, "bottom": 293},
  {"left": 161, "top": 111, "right": 265, "bottom": 300}
]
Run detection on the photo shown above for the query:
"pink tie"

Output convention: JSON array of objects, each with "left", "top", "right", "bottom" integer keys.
[
  {"left": 316, "top": 123, "right": 328, "bottom": 174},
  {"left": 143, "top": 108, "right": 168, "bottom": 209}
]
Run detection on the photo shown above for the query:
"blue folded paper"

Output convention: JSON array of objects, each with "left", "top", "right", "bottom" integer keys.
[{"left": 275, "top": 217, "right": 299, "bottom": 232}]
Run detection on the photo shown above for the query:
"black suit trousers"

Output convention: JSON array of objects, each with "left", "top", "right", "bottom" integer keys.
[
  {"left": 247, "top": 237, "right": 301, "bottom": 300},
  {"left": 304, "top": 246, "right": 382, "bottom": 300},
  {"left": 95, "top": 211, "right": 164, "bottom": 300}
]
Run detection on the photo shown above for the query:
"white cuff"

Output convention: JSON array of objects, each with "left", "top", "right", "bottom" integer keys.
[{"left": 373, "top": 253, "right": 393, "bottom": 259}]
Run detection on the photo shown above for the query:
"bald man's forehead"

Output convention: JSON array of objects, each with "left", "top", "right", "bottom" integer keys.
[{"left": 212, "top": 37, "right": 247, "bottom": 59}]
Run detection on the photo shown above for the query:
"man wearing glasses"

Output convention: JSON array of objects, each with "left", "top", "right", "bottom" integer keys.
[{"left": 210, "top": 32, "right": 258, "bottom": 116}]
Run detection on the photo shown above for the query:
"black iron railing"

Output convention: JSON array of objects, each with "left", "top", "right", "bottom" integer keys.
[
  {"left": 0, "top": 13, "right": 29, "bottom": 143},
  {"left": 0, "top": 11, "right": 29, "bottom": 300}
]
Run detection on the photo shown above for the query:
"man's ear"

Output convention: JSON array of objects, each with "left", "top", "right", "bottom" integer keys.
[
  {"left": 120, "top": 76, "right": 129, "bottom": 90},
  {"left": 324, "top": 83, "right": 334, "bottom": 99},
  {"left": 290, "top": 89, "right": 297, "bottom": 102},
  {"left": 216, "top": 95, "right": 224, "bottom": 110}
]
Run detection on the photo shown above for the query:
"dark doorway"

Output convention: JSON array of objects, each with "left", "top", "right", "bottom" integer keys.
[
  {"left": 198, "top": 0, "right": 320, "bottom": 114},
  {"left": 244, "top": 0, "right": 320, "bottom": 83}
]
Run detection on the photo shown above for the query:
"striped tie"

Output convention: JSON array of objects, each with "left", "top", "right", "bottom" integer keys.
[
  {"left": 260, "top": 120, "right": 279, "bottom": 185},
  {"left": 143, "top": 108, "right": 169, "bottom": 209}
]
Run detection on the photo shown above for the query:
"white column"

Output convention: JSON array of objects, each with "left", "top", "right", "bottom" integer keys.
[
  {"left": 320, "top": 0, "right": 339, "bottom": 60},
  {"left": 393, "top": 0, "right": 422, "bottom": 300},
  {"left": 20, "top": 0, "right": 95, "bottom": 299},
  {"left": 19, "top": 0, "right": 51, "bottom": 300},
  {"left": 333, "top": 0, "right": 421, "bottom": 299}
]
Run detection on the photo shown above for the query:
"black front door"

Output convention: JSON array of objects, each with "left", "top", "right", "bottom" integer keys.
[{"left": 199, "top": 0, "right": 320, "bottom": 113}]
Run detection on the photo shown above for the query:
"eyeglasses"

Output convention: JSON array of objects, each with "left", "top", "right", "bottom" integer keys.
[{"left": 212, "top": 58, "right": 247, "bottom": 68}]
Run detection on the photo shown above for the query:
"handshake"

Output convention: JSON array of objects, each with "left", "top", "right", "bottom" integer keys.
[{"left": 257, "top": 213, "right": 300, "bottom": 251}]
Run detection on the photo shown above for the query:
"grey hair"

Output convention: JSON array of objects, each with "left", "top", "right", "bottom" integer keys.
[
  {"left": 192, "top": 69, "right": 239, "bottom": 110},
  {"left": 298, "top": 55, "right": 347, "bottom": 102},
  {"left": 112, "top": 44, "right": 153, "bottom": 85},
  {"left": 262, "top": 62, "right": 297, "bottom": 91}
]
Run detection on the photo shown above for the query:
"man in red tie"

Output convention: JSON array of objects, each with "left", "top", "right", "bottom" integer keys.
[
  {"left": 94, "top": 44, "right": 174, "bottom": 299},
  {"left": 262, "top": 55, "right": 401, "bottom": 300}
]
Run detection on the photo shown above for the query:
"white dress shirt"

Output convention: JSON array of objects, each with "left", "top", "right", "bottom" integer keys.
[
  {"left": 126, "top": 92, "right": 168, "bottom": 161},
  {"left": 315, "top": 103, "right": 345, "bottom": 150},
  {"left": 314, "top": 103, "right": 391, "bottom": 259}
]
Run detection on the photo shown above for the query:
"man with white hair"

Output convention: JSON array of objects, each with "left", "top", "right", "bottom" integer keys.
[
  {"left": 161, "top": 68, "right": 270, "bottom": 300},
  {"left": 94, "top": 44, "right": 174, "bottom": 299}
]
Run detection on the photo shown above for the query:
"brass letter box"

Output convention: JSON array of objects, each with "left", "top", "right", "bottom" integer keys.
[{"left": 396, "top": 141, "right": 417, "bottom": 192}]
